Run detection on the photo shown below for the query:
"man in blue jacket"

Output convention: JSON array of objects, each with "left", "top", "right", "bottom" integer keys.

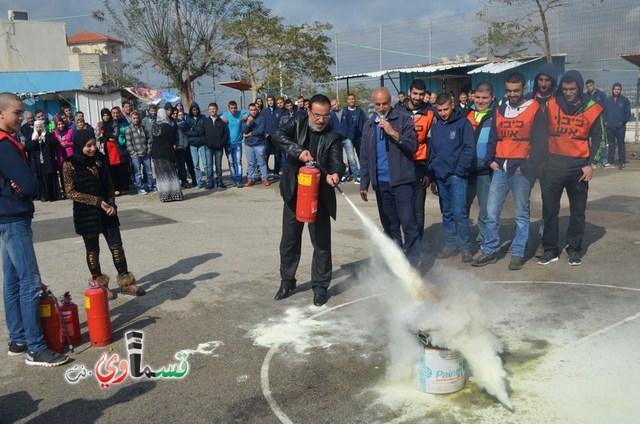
[
  {"left": 427, "top": 93, "right": 475, "bottom": 263},
  {"left": 242, "top": 103, "right": 269, "bottom": 186},
  {"left": 0, "top": 93, "right": 69, "bottom": 367},
  {"left": 346, "top": 93, "right": 367, "bottom": 158},
  {"left": 604, "top": 83, "right": 631, "bottom": 169},
  {"left": 359, "top": 87, "right": 422, "bottom": 268},
  {"left": 330, "top": 98, "right": 360, "bottom": 183}
]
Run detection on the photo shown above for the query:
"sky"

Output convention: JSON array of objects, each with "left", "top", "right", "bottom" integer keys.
[
  {"left": 1, "top": 0, "right": 481, "bottom": 103},
  {"left": 3, "top": 0, "right": 638, "bottom": 105},
  {"left": 2, "top": 0, "right": 480, "bottom": 36}
]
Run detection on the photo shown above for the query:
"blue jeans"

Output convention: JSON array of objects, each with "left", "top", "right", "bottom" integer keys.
[
  {"left": 1, "top": 219, "right": 47, "bottom": 352},
  {"left": 467, "top": 173, "right": 491, "bottom": 244},
  {"left": 437, "top": 175, "right": 471, "bottom": 251},
  {"left": 211, "top": 147, "right": 224, "bottom": 185},
  {"left": 482, "top": 169, "right": 531, "bottom": 257},
  {"left": 342, "top": 138, "right": 360, "bottom": 179},
  {"left": 131, "top": 154, "right": 154, "bottom": 191},
  {"left": 225, "top": 143, "right": 243, "bottom": 185},
  {"left": 190, "top": 145, "right": 213, "bottom": 187},
  {"left": 245, "top": 144, "right": 268, "bottom": 180}
]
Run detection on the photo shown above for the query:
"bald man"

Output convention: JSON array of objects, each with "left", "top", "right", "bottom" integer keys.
[{"left": 359, "top": 87, "right": 423, "bottom": 269}]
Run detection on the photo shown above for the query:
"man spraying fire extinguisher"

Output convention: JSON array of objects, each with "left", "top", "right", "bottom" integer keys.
[{"left": 272, "top": 94, "right": 345, "bottom": 307}]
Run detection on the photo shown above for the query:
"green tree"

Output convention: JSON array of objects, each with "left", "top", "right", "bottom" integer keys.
[
  {"left": 470, "top": 0, "right": 564, "bottom": 62},
  {"left": 222, "top": 2, "right": 334, "bottom": 101},
  {"left": 94, "top": 0, "right": 250, "bottom": 104}
]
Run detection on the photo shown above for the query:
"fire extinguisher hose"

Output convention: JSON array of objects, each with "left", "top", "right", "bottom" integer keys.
[{"left": 309, "top": 162, "right": 345, "bottom": 196}]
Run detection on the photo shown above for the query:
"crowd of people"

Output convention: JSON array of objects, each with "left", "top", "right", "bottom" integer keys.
[{"left": 0, "top": 64, "right": 634, "bottom": 364}]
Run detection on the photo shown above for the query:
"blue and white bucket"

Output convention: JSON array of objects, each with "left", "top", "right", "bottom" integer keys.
[{"left": 414, "top": 332, "right": 467, "bottom": 394}]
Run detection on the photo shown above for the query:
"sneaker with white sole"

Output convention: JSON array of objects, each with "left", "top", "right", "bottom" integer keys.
[
  {"left": 25, "top": 348, "right": 69, "bottom": 367},
  {"left": 537, "top": 252, "right": 559, "bottom": 266},
  {"left": 8, "top": 341, "right": 27, "bottom": 356},
  {"left": 567, "top": 251, "right": 582, "bottom": 266}
]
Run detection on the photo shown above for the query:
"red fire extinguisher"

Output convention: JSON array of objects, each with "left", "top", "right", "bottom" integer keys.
[
  {"left": 84, "top": 276, "right": 112, "bottom": 347},
  {"left": 39, "top": 286, "right": 64, "bottom": 353},
  {"left": 296, "top": 162, "right": 321, "bottom": 223},
  {"left": 60, "top": 292, "right": 81, "bottom": 346}
]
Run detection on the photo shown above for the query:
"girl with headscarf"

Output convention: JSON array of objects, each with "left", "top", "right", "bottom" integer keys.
[
  {"left": 53, "top": 113, "right": 74, "bottom": 195},
  {"left": 151, "top": 109, "right": 183, "bottom": 202},
  {"left": 62, "top": 129, "right": 145, "bottom": 298},
  {"left": 24, "top": 119, "right": 60, "bottom": 201}
]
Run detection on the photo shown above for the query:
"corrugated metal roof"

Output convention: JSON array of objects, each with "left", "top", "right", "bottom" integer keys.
[
  {"left": 468, "top": 57, "right": 543, "bottom": 74},
  {"left": 335, "top": 61, "right": 489, "bottom": 80}
]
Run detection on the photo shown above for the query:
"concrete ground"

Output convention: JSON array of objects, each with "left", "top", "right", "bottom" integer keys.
[{"left": 1, "top": 156, "right": 639, "bottom": 424}]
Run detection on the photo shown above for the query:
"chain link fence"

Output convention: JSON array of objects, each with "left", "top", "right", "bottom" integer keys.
[
  {"left": 195, "top": 1, "right": 639, "bottom": 141},
  {"left": 330, "top": 0, "right": 640, "bottom": 109}
]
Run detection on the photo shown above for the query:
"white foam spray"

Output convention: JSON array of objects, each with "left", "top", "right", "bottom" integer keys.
[{"left": 339, "top": 191, "right": 513, "bottom": 410}]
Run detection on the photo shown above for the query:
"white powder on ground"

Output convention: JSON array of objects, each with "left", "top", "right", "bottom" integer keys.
[{"left": 340, "top": 192, "right": 513, "bottom": 410}]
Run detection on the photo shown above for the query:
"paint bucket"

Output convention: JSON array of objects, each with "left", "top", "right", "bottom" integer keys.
[{"left": 414, "top": 331, "right": 466, "bottom": 394}]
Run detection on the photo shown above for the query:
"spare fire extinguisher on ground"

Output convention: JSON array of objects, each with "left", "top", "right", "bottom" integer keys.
[
  {"left": 39, "top": 286, "right": 64, "bottom": 353},
  {"left": 61, "top": 292, "right": 81, "bottom": 346},
  {"left": 296, "top": 162, "right": 321, "bottom": 223},
  {"left": 84, "top": 276, "right": 112, "bottom": 347}
]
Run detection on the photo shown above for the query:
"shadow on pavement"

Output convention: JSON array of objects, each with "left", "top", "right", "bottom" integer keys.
[
  {"left": 25, "top": 381, "right": 156, "bottom": 423},
  {"left": 109, "top": 253, "right": 222, "bottom": 336},
  {"left": 0, "top": 391, "right": 41, "bottom": 423}
]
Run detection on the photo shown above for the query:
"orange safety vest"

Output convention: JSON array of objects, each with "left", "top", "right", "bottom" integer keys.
[
  {"left": 467, "top": 109, "right": 480, "bottom": 133},
  {"left": 412, "top": 109, "right": 434, "bottom": 161},
  {"left": 494, "top": 101, "right": 540, "bottom": 159},
  {"left": 547, "top": 97, "right": 602, "bottom": 158}
]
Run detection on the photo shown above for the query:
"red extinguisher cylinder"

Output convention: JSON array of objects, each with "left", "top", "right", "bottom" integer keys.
[
  {"left": 61, "top": 292, "right": 81, "bottom": 346},
  {"left": 39, "top": 292, "right": 64, "bottom": 353},
  {"left": 296, "top": 163, "right": 321, "bottom": 223},
  {"left": 84, "top": 278, "right": 112, "bottom": 347}
]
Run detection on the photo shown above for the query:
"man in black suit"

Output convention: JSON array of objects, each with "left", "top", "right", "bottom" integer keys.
[{"left": 271, "top": 94, "right": 345, "bottom": 306}]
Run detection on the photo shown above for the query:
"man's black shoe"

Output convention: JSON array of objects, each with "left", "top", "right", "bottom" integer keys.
[
  {"left": 508, "top": 255, "right": 525, "bottom": 270},
  {"left": 313, "top": 293, "right": 328, "bottom": 307},
  {"left": 274, "top": 285, "right": 295, "bottom": 300},
  {"left": 471, "top": 252, "right": 497, "bottom": 267},
  {"left": 461, "top": 250, "right": 473, "bottom": 263},
  {"left": 437, "top": 246, "right": 459, "bottom": 259}
]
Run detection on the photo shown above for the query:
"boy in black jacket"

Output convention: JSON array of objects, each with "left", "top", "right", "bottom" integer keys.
[{"left": 203, "top": 103, "right": 230, "bottom": 188}]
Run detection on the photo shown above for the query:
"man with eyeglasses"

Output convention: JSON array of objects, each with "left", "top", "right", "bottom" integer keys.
[
  {"left": 271, "top": 94, "right": 345, "bottom": 307},
  {"left": 359, "top": 87, "right": 423, "bottom": 270}
]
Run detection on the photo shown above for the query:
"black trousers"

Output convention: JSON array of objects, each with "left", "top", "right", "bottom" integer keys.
[
  {"left": 82, "top": 227, "right": 128, "bottom": 276},
  {"left": 541, "top": 167, "right": 588, "bottom": 255},
  {"left": 279, "top": 200, "right": 332, "bottom": 292}
]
